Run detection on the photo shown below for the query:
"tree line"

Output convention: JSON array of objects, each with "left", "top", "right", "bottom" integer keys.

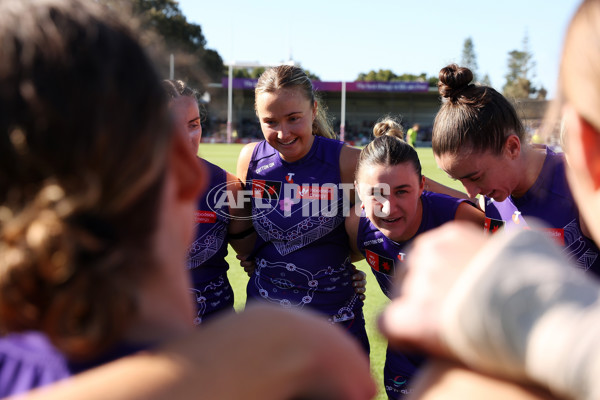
[{"left": 114, "top": 0, "right": 545, "bottom": 100}]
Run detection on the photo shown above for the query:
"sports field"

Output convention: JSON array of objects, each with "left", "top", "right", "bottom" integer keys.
[{"left": 198, "top": 142, "right": 465, "bottom": 400}]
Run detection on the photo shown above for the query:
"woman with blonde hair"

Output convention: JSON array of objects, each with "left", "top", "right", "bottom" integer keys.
[{"left": 237, "top": 65, "right": 370, "bottom": 353}]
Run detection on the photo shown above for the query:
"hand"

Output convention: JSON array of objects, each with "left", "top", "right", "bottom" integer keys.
[
  {"left": 379, "top": 221, "right": 487, "bottom": 359},
  {"left": 351, "top": 265, "right": 367, "bottom": 301},
  {"left": 237, "top": 254, "right": 255, "bottom": 277}
]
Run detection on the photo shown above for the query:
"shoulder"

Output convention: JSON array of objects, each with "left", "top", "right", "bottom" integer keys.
[
  {"left": 236, "top": 142, "right": 260, "bottom": 183},
  {"left": 345, "top": 205, "right": 362, "bottom": 238},
  {"left": 454, "top": 201, "right": 486, "bottom": 227},
  {"left": 339, "top": 144, "right": 361, "bottom": 184}
]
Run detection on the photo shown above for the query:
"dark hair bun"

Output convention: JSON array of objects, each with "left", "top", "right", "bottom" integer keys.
[{"left": 438, "top": 64, "right": 473, "bottom": 101}]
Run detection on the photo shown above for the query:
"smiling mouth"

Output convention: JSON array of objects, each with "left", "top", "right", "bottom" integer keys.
[
  {"left": 278, "top": 138, "right": 298, "bottom": 146},
  {"left": 381, "top": 217, "right": 401, "bottom": 223}
]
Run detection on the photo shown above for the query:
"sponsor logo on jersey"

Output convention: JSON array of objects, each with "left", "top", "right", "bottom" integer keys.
[
  {"left": 255, "top": 162, "right": 275, "bottom": 174},
  {"left": 365, "top": 249, "right": 394, "bottom": 275},
  {"left": 285, "top": 172, "right": 294, "bottom": 184},
  {"left": 195, "top": 210, "right": 217, "bottom": 223},
  {"left": 542, "top": 228, "right": 565, "bottom": 246},
  {"left": 392, "top": 375, "right": 407, "bottom": 386},
  {"left": 252, "top": 179, "right": 282, "bottom": 199},
  {"left": 484, "top": 217, "right": 505, "bottom": 233}
]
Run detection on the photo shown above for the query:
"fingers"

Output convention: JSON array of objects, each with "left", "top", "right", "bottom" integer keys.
[{"left": 351, "top": 267, "right": 367, "bottom": 301}]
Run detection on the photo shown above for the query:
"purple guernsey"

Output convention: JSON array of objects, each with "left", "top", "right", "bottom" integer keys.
[
  {"left": 187, "top": 159, "right": 235, "bottom": 324},
  {"left": 484, "top": 148, "right": 600, "bottom": 276},
  {"left": 245, "top": 136, "right": 368, "bottom": 353},
  {"left": 357, "top": 191, "right": 466, "bottom": 399}
]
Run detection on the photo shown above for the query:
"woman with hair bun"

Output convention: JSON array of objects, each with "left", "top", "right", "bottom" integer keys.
[
  {"left": 432, "top": 63, "right": 600, "bottom": 276},
  {"left": 345, "top": 116, "right": 484, "bottom": 399}
]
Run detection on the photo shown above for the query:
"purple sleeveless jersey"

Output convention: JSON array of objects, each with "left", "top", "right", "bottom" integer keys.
[
  {"left": 0, "top": 332, "right": 147, "bottom": 396},
  {"left": 484, "top": 148, "right": 600, "bottom": 276},
  {"left": 356, "top": 191, "right": 466, "bottom": 399},
  {"left": 0, "top": 332, "right": 69, "bottom": 397},
  {"left": 187, "top": 158, "right": 234, "bottom": 324},
  {"left": 245, "top": 136, "right": 368, "bottom": 353}
]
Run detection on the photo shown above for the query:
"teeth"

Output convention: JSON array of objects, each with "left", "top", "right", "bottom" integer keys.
[{"left": 280, "top": 138, "right": 296, "bottom": 145}]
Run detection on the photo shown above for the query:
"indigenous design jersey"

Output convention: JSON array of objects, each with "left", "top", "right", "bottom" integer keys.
[
  {"left": 245, "top": 136, "right": 361, "bottom": 322},
  {"left": 357, "top": 191, "right": 465, "bottom": 298},
  {"left": 356, "top": 191, "right": 465, "bottom": 399},
  {"left": 187, "top": 158, "right": 234, "bottom": 324},
  {"left": 484, "top": 148, "right": 600, "bottom": 275}
]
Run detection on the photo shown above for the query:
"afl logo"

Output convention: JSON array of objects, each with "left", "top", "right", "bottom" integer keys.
[{"left": 205, "top": 181, "right": 279, "bottom": 221}]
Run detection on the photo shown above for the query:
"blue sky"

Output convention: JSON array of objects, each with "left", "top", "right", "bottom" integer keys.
[{"left": 178, "top": 0, "right": 581, "bottom": 98}]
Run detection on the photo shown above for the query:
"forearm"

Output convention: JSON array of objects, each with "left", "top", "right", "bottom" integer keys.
[{"left": 441, "top": 230, "right": 600, "bottom": 400}]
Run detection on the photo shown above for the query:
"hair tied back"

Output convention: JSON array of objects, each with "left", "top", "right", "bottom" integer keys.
[{"left": 438, "top": 63, "right": 474, "bottom": 102}]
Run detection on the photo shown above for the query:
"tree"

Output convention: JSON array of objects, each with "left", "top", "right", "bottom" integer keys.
[
  {"left": 126, "top": 0, "right": 224, "bottom": 90},
  {"left": 460, "top": 37, "right": 478, "bottom": 82},
  {"left": 355, "top": 70, "right": 437, "bottom": 86},
  {"left": 503, "top": 33, "right": 537, "bottom": 99}
]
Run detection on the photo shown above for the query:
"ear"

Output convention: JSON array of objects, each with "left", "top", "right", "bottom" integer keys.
[
  {"left": 312, "top": 100, "right": 318, "bottom": 121},
  {"left": 354, "top": 180, "right": 363, "bottom": 200},
  {"left": 418, "top": 174, "right": 426, "bottom": 195},
  {"left": 169, "top": 125, "right": 207, "bottom": 202},
  {"left": 503, "top": 134, "right": 521, "bottom": 160},
  {"left": 565, "top": 106, "right": 600, "bottom": 190}
]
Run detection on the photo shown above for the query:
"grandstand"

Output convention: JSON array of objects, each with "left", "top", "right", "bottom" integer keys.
[{"left": 202, "top": 77, "right": 549, "bottom": 145}]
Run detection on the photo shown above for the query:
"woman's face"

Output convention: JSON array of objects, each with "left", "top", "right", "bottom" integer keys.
[
  {"left": 356, "top": 162, "right": 425, "bottom": 242},
  {"left": 255, "top": 88, "right": 316, "bottom": 163},
  {"left": 435, "top": 148, "right": 519, "bottom": 201},
  {"left": 171, "top": 96, "right": 201, "bottom": 153}
]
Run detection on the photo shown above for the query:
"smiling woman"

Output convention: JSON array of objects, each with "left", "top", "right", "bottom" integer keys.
[
  {"left": 235, "top": 65, "right": 370, "bottom": 357},
  {"left": 344, "top": 116, "right": 484, "bottom": 399}
]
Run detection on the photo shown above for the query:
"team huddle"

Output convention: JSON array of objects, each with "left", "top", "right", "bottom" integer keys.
[
  {"left": 1, "top": 0, "right": 599, "bottom": 399},
  {"left": 181, "top": 64, "right": 599, "bottom": 399}
]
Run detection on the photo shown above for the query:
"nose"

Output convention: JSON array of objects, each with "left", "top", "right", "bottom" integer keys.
[
  {"left": 461, "top": 180, "right": 481, "bottom": 199},
  {"left": 277, "top": 123, "right": 291, "bottom": 140},
  {"left": 378, "top": 199, "right": 391, "bottom": 217}
]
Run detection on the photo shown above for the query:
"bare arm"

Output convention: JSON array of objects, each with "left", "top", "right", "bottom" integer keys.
[
  {"left": 345, "top": 205, "right": 365, "bottom": 262},
  {"left": 425, "top": 177, "right": 477, "bottom": 204},
  {"left": 454, "top": 201, "right": 486, "bottom": 228},
  {"left": 340, "top": 144, "right": 361, "bottom": 206},
  {"left": 17, "top": 305, "right": 376, "bottom": 400},
  {"left": 236, "top": 142, "right": 258, "bottom": 185},
  {"left": 225, "top": 172, "right": 255, "bottom": 258}
]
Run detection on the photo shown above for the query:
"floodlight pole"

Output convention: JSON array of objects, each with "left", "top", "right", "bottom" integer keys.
[
  {"left": 227, "top": 64, "right": 233, "bottom": 144},
  {"left": 340, "top": 81, "right": 346, "bottom": 142}
]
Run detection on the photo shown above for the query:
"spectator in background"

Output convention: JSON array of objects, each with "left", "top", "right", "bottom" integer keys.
[{"left": 406, "top": 123, "right": 419, "bottom": 147}]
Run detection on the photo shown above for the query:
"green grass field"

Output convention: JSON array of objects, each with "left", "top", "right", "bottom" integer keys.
[{"left": 198, "top": 143, "right": 464, "bottom": 400}]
